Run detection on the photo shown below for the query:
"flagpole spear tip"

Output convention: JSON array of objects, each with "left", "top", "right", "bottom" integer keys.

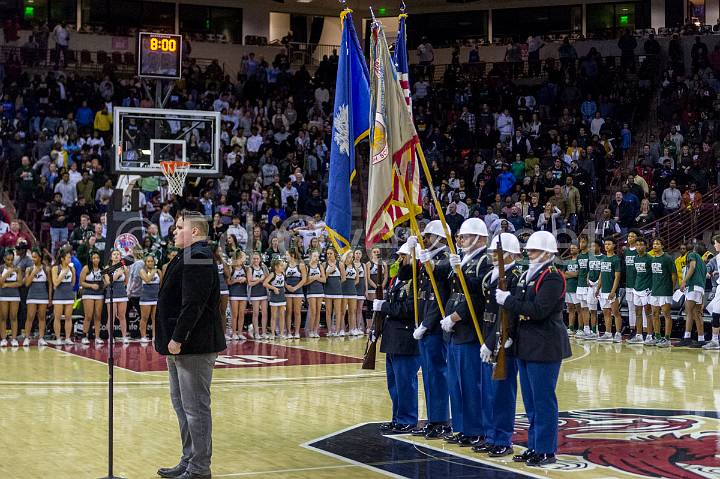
[
  {"left": 400, "top": 1, "right": 406, "bottom": 13},
  {"left": 369, "top": 6, "right": 377, "bottom": 22}
]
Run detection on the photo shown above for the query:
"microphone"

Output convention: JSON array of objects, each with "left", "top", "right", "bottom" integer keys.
[{"left": 100, "top": 256, "right": 135, "bottom": 276}]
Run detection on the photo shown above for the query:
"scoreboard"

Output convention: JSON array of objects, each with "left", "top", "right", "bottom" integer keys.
[{"left": 137, "top": 32, "right": 182, "bottom": 79}]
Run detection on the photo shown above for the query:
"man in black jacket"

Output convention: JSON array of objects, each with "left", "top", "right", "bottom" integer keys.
[
  {"left": 155, "top": 210, "right": 226, "bottom": 479},
  {"left": 373, "top": 242, "right": 421, "bottom": 434}
]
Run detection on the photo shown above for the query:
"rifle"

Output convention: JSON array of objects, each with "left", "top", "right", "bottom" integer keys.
[
  {"left": 362, "top": 260, "right": 385, "bottom": 370},
  {"left": 492, "top": 234, "right": 509, "bottom": 381}
]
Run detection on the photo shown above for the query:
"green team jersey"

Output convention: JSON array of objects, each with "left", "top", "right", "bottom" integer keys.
[
  {"left": 684, "top": 251, "right": 707, "bottom": 291},
  {"left": 577, "top": 251, "right": 589, "bottom": 287},
  {"left": 624, "top": 247, "right": 637, "bottom": 288},
  {"left": 600, "top": 254, "right": 622, "bottom": 294},
  {"left": 633, "top": 254, "right": 653, "bottom": 291},
  {"left": 651, "top": 253, "right": 676, "bottom": 296},
  {"left": 563, "top": 258, "right": 579, "bottom": 293},
  {"left": 588, "top": 253, "right": 603, "bottom": 283}
]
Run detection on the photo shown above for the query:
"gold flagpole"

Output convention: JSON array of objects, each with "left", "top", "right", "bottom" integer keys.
[{"left": 413, "top": 144, "right": 485, "bottom": 345}]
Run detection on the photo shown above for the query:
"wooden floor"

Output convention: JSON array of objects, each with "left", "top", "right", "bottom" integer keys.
[{"left": 1, "top": 337, "right": 719, "bottom": 479}]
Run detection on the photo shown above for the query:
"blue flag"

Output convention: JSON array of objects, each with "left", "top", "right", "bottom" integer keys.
[
  {"left": 394, "top": 13, "right": 412, "bottom": 113},
  {"left": 325, "top": 9, "right": 370, "bottom": 252}
]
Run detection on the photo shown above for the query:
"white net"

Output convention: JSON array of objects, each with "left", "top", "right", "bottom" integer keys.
[{"left": 160, "top": 161, "right": 191, "bottom": 196}]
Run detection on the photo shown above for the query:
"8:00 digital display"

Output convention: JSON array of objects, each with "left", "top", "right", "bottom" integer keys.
[{"left": 138, "top": 32, "right": 182, "bottom": 79}]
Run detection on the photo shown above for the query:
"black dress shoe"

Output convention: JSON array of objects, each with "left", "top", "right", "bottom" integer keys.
[
  {"left": 458, "top": 435, "right": 481, "bottom": 447},
  {"left": 157, "top": 463, "right": 188, "bottom": 478},
  {"left": 175, "top": 472, "right": 211, "bottom": 479},
  {"left": 513, "top": 449, "right": 535, "bottom": 462},
  {"left": 379, "top": 421, "right": 397, "bottom": 432},
  {"left": 676, "top": 338, "right": 692, "bottom": 347},
  {"left": 689, "top": 340, "right": 706, "bottom": 348},
  {"left": 526, "top": 453, "right": 557, "bottom": 467},
  {"left": 391, "top": 424, "right": 416, "bottom": 433},
  {"left": 425, "top": 424, "right": 450, "bottom": 439},
  {"left": 472, "top": 441, "right": 493, "bottom": 453},
  {"left": 489, "top": 445, "right": 514, "bottom": 457},
  {"left": 445, "top": 433, "right": 465, "bottom": 444},
  {"left": 411, "top": 424, "right": 429, "bottom": 436}
]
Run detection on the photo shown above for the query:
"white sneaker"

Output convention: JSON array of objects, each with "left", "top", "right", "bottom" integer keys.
[
  {"left": 613, "top": 332, "right": 622, "bottom": 343},
  {"left": 0, "top": 339, "right": 7, "bottom": 347},
  {"left": 584, "top": 331, "right": 597, "bottom": 340},
  {"left": 81, "top": 337, "right": 90, "bottom": 345},
  {"left": 597, "top": 332, "right": 613, "bottom": 341},
  {"left": 225, "top": 334, "right": 232, "bottom": 341},
  {"left": 231, "top": 334, "right": 239, "bottom": 340},
  {"left": 263, "top": 333, "right": 271, "bottom": 339},
  {"left": 10, "top": 339, "right": 18, "bottom": 347},
  {"left": 22, "top": 338, "right": 30, "bottom": 347},
  {"left": 38, "top": 338, "right": 48, "bottom": 346},
  {"left": 574, "top": 330, "right": 585, "bottom": 339},
  {"left": 64, "top": 338, "right": 74, "bottom": 345},
  {"left": 644, "top": 336, "right": 657, "bottom": 346},
  {"left": 122, "top": 336, "right": 130, "bottom": 344},
  {"left": 628, "top": 334, "right": 644, "bottom": 344},
  {"left": 567, "top": 328, "right": 574, "bottom": 336},
  {"left": 140, "top": 336, "right": 150, "bottom": 344},
  {"left": 95, "top": 338, "right": 104, "bottom": 345},
  {"left": 338, "top": 330, "right": 346, "bottom": 337},
  {"left": 294, "top": 333, "right": 300, "bottom": 339},
  {"left": 327, "top": 331, "right": 336, "bottom": 337},
  {"left": 238, "top": 333, "right": 246, "bottom": 340},
  {"left": 702, "top": 339, "right": 720, "bottom": 350},
  {"left": 656, "top": 337, "right": 671, "bottom": 348}
]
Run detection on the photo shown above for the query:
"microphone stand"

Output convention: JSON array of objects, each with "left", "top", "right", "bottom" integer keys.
[{"left": 100, "top": 265, "right": 125, "bottom": 479}]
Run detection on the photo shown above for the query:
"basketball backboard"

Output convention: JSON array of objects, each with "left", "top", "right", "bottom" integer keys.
[{"left": 113, "top": 107, "right": 221, "bottom": 177}]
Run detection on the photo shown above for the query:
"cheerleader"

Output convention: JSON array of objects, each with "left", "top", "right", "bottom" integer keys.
[
  {"left": 228, "top": 251, "right": 248, "bottom": 340},
  {"left": 324, "top": 247, "right": 344, "bottom": 337},
  {"left": 247, "top": 252, "right": 269, "bottom": 339},
  {"left": 340, "top": 250, "right": 360, "bottom": 336},
  {"left": 353, "top": 249, "right": 368, "bottom": 335},
  {"left": 304, "top": 250, "right": 325, "bottom": 338},
  {"left": 214, "top": 244, "right": 231, "bottom": 331},
  {"left": 162, "top": 248, "right": 178, "bottom": 276},
  {"left": 51, "top": 249, "right": 76, "bottom": 346},
  {"left": 365, "top": 247, "right": 387, "bottom": 333},
  {"left": 23, "top": 248, "right": 51, "bottom": 346},
  {"left": 264, "top": 258, "right": 287, "bottom": 339},
  {"left": 0, "top": 249, "right": 23, "bottom": 347},
  {"left": 104, "top": 249, "right": 129, "bottom": 344},
  {"left": 284, "top": 248, "right": 306, "bottom": 339},
  {"left": 80, "top": 251, "right": 105, "bottom": 345},
  {"left": 139, "top": 255, "right": 162, "bottom": 344}
]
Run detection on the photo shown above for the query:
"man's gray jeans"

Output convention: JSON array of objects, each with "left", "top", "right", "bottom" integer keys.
[{"left": 167, "top": 353, "right": 218, "bottom": 475}]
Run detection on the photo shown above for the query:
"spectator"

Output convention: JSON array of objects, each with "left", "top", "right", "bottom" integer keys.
[
  {"left": 609, "top": 191, "right": 634, "bottom": 233},
  {"left": 69, "top": 214, "right": 93, "bottom": 250},
  {"left": 0, "top": 220, "right": 30, "bottom": 248},
  {"left": 662, "top": 179, "right": 682, "bottom": 214},
  {"left": 44, "top": 193, "right": 69, "bottom": 254},
  {"left": 595, "top": 208, "right": 621, "bottom": 240},
  {"left": 563, "top": 176, "right": 582, "bottom": 231},
  {"left": 52, "top": 21, "right": 69, "bottom": 68},
  {"left": 54, "top": 172, "right": 77, "bottom": 207},
  {"left": 682, "top": 183, "right": 702, "bottom": 210}
]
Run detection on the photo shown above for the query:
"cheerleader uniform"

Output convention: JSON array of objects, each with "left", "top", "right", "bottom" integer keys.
[
  {"left": 342, "top": 265, "right": 357, "bottom": 299},
  {"left": 218, "top": 263, "right": 230, "bottom": 296},
  {"left": 0, "top": 267, "right": 21, "bottom": 302},
  {"left": 369, "top": 262, "right": 381, "bottom": 294},
  {"left": 81, "top": 268, "right": 105, "bottom": 301},
  {"left": 306, "top": 264, "right": 324, "bottom": 298},
  {"left": 139, "top": 270, "right": 160, "bottom": 306},
  {"left": 105, "top": 270, "right": 128, "bottom": 303},
  {"left": 324, "top": 263, "right": 343, "bottom": 299},
  {"left": 229, "top": 267, "right": 247, "bottom": 301},
  {"left": 285, "top": 264, "right": 303, "bottom": 299},
  {"left": 268, "top": 273, "right": 286, "bottom": 307},
  {"left": 52, "top": 266, "right": 75, "bottom": 305},
  {"left": 26, "top": 267, "right": 49, "bottom": 305},
  {"left": 249, "top": 266, "right": 267, "bottom": 301},
  {"left": 355, "top": 263, "right": 366, "bottom": 300}
]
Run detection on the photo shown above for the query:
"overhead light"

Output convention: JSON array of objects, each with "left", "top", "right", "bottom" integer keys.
[{"left": 297, "top": 0, "right": 313, "bottom": 3}]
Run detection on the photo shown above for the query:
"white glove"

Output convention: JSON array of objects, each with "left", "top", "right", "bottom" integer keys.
[
  {"left": 480, "top": 344, "right": 492, "bottom": 363},
  {"left": 406, "top": 235, "right": 418, "bottom": 250},
  {"left": 372, "top": 299, "right": 386, "bottom": 312},
  {"left": 417, "top": 249, "right": 432, "bottom": 264},
  {"left": 495, "top": 290, "right": 510, "bottom": 305},
  {"left": 413, "top": 324, "right": 427, "bottom": 340},
  {"left": 449, "top": 254, "right": 461, "bottom": 269},
  {"left": 440, "top": 315, "right": 455, "bottom": 332},
  {"left": 504, "top": 338, "right": 513, "bottom": 349}
]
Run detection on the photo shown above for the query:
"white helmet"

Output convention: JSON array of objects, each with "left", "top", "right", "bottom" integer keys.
[
  {"left": 458, "top": 218, "right": 488, "bottom": 237},
  {"left": 488, "top": 233, "right": 521, "bottom": 254},
  {"left": 397, "top": 242, "right": 412, "bottom": 256},
  {"left": 525, "top": 231, "right": 558, "bottom": 253},
  {"left": 423, "top": 220, "right": 447, "bottom": 238}
]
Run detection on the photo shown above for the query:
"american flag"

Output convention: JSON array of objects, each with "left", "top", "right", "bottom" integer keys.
[{"left": 394, "top": 14, "right": 412, "bottom": 114}]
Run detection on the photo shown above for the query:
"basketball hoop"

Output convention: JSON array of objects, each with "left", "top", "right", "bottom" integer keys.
[{"left": 160, "top": 161, "right": 191, "bottom": 196}]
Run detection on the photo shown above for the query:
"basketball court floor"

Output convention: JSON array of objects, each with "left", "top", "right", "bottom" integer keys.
[{"left": 2, "top": 337, "right": 719, "bottom": 479}]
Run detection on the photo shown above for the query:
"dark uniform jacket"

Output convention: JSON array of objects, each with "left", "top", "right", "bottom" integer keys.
[
  {"left": 418, "top": 247, "right": 452, "bottom": 335},
  {"left": 445, "top": 247, "right": 492, "bottom": 344},
  {"left": 502, "top": 261, "right": 572, "bottom": 362},
  {"left": 481, "top": 263, "right": 522, "bottom": 353},
  {"left": 155, "top": 240, "right": 227, "bottom": 356},
  {"left": 380, "top": 265, "right": 420, "bottom": 356}
]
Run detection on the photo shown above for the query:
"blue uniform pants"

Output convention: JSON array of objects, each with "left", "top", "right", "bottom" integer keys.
[
  {"left": 386, "top": 353, "right": 421, "bottom": 426},
  {"left": 489, "top": 355, "right": 519, "bottom": 446},
  {"left": 517, "top": 359, "right": 561, "bottom": 454},
  {"left": 448, "top": 341, "right": 484, "bottom": 436},
  {"left": 419, "top": 333, "right": 449, "bottom": 423},
  {"left": 480, "top": 362, "right": 494, "bottom": 439}
]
